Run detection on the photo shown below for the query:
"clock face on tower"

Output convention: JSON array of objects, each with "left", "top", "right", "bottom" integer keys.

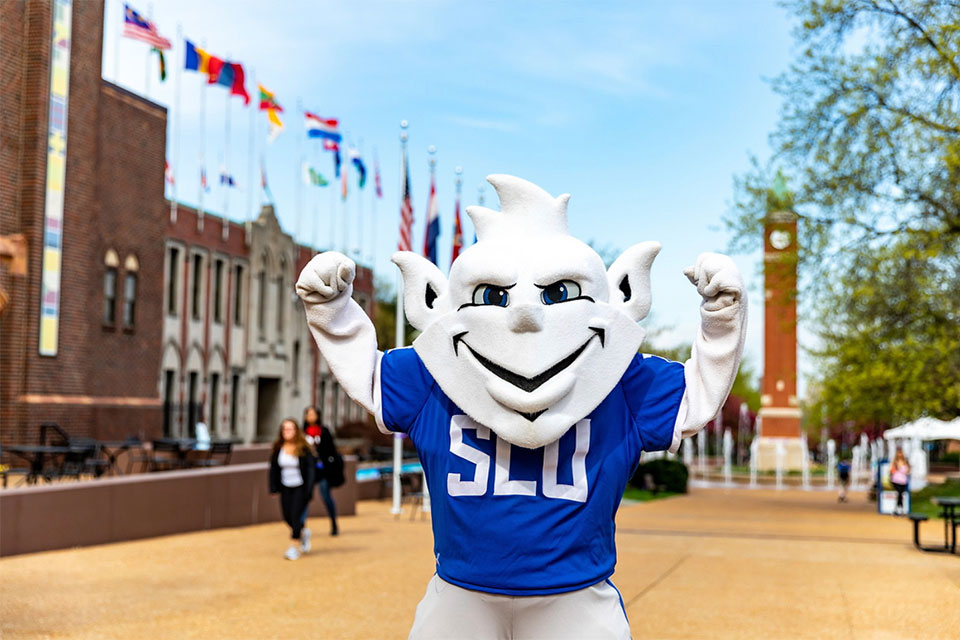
[{"left": 770, "top": 230, "right": 792, "bottom": 250}]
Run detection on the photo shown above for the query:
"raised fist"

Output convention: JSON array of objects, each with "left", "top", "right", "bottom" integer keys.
[
  {"left": 683, "top": 253, "right": 744, "bottom": 311},
  {"left": 296, "top": 251, "right": 356, "bottom": 305}
]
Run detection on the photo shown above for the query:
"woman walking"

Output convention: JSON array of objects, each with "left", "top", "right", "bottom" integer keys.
[
  {"left": 890, "top": 449, "right": 911, "bottom": 516},
  {"left": 302, "top": 406, "right": 341, "bottom": 536},
  {"left": 269, "top": 418, "right": 316, "bottom": 560}
]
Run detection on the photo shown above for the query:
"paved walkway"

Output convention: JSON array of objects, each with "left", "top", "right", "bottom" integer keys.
[{"left": 1, "top": 489, "right": 957, "bottom": 639}]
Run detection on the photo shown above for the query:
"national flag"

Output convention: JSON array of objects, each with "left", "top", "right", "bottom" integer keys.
[
  {"left": 266, "top": 109, "right": 283, "bottom": 143},
  {"left": 329, "top": 144, "right": 342, "bottom": 178},
  {"left": 302, "top": 163, "right": 328, "bottom": 187},
  {"left": 451, "top": 195, "right": 463, "bottom": 263},
  {"left": 200, "top": 167, "right": 210, "bottom": 192},
  {"left": 423, "top": 173, "right": 439, "bottom": 265},
  {"left": 152, "top": 47, "right": 167, "bottom": 82},
  {"left": 212, "top": 61, "right": 249, "bottom": 104},
  {"left": 304, "top": 112, "right": 342, "bottom": 143},
  {"left": 226, "top": 62, "right": 250, "bottom": 105},
  {"left": 220, "top": 166, "right": 237, "bottom": 188},
  {"left": 206, "top": 55, "right": 225, "bottom": 84},
  {"left": 398, "top": 151, "right": 413, "bottom": 251},
  {"left": 164, "top": 160, "right": 175, "bottom": 185},
  {"left": 258, "top": 85, "right": 283, "bottom": 112},
  {"left": 374, "top": 156, "right": 382, "bottom": 198},
  {"left": 261, "top": 159, "right": 274, "bottom": 201},
  {"left": 123, "top": 4, "right": 171, "bottom": 50},
  {"left": 258, "top": 85, "right": 283, "bottom": 143},
  {"left": 184, "top": 40, "right": 210, "bottom": 74},
  {"left": 348, "top": 148, "right": 367, "bottom": 189}
]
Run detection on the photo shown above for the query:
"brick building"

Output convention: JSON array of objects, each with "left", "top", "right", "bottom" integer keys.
[
  {"left": 1, "top": 0, "right": 166, "bottom": 442},
  {"left": 1, "top": 0, "right": 374, "bottom": 445},
  {"left": 162, "top": 202, "right": 374, "bottom": 443}
]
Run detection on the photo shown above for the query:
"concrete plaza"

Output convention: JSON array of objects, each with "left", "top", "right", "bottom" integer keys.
[{"left": 1, "top": 488, "right": 957, "bottom": 639}]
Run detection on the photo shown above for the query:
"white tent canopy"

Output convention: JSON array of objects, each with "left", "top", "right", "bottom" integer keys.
[{"left": 883, "top": 416, "right": 960, "bottom": 441}]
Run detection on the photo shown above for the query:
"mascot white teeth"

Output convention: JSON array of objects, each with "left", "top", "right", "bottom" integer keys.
[{"left": 297, "top": 174, "right": 747, "bottom": 640}]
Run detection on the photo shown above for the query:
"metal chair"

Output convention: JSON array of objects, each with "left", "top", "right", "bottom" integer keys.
[
  {"left": 191, "top": 440, "right": 233, "bottom": 467},
  {"left": 149, "top": 439, "right": 181, "bottom": 471}
]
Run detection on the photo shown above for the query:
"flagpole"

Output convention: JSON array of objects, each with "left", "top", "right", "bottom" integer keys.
[
  {"left": 370, "top": 149, "right": 379, "bottom": 265},
  {"left": 295, "top": 99, "right": 303, "bottom": 247},
  {"left": 392, "top": 120, "right": 409, "bottom": 516},
  {"left": 170, "top": 22, "right": 182, "bottom": 225},
  {"left": 312, "top": 139, "right": 320, "bottom": 254},
  {"left": 198, "top": 40, "right": 207, "bottom": 233},
  {"left": 340, "top": 141, "right": 348, "bottom": 254},
  {"left": 246, "top": 68, "right": 255, "bottom": 244},
  {"left": 427, "top": 145, "right": 437, "bottom": 265},
  {"left": 222, "top": 67, "right": 231, "bottom": 241},
  {"left": 356, "top": 138, "right": 365, "bottom": 262},
  {"left": 452, "top": 165, "right": 463, "bottom": 268},
  {"left": 145, "top": 3, "right": 153, "bottom": 99},
  {"left": 328, "top": 143, "right": 336, "bottom": 252}
]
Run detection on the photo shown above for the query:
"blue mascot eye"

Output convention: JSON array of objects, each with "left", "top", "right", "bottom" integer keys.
[
  {"left": 541, "top": 280, "right": 581, "bottom": 305},
  {"left": 473, "top": 285, "right": 509, "bottom": 307}
]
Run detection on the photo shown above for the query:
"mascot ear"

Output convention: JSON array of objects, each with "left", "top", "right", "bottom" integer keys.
[
  {"left": 391, "top": 251, "right": 450, "bottom": 331},
  {"left": 606, "top": 241, "right": 661, "bottom": 323}
]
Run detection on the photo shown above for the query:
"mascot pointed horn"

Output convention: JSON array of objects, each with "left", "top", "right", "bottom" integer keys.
[{"left": 466, "top": 174, "right": 570, "bottom": 241}]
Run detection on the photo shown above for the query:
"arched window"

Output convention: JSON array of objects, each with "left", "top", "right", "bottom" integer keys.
[
  {"left": 103, "top": 249, "right": 119, "bottom": 325},
  {"left": 123, "top": 254, "right": 139, "bottom": 328}
]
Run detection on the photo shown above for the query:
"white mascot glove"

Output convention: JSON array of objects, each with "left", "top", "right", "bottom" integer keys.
[
  {"left": 296, "top": 252, "right": 355, "bottom": 307},
  {"left": 670, "top": 253, "right": 748, "bottom": 452},
  {"left": 296, "top": 252, "right": 379, "bottom": 413}
]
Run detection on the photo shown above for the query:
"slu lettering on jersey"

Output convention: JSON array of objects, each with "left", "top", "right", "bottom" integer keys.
[
  {"left": 448, "top": 416, "right": 590, "bottom": 502},
  {"left": 379, "top": 346, "right": 684, "bottom": 596}
]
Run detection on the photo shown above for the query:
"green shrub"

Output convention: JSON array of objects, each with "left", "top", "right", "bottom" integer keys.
[
  {"left": 938, "top": 452, "right": 959, "bottom": 465},
  {"left": 629, "top": 459, "right": 689, "bottom": 494}
]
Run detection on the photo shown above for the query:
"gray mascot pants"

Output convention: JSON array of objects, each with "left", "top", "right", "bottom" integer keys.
[{"left": 408, "top": 575, "right": 632, "bottom": 640}]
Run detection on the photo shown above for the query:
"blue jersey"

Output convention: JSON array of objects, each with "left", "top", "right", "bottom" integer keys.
[{"left": 379, "top": 348, "right": 685, "bottom": 596}]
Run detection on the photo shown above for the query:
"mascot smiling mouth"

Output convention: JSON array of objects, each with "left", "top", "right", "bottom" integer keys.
[{"left": 452, "top": 327, "right": 606, "bottom": 421}]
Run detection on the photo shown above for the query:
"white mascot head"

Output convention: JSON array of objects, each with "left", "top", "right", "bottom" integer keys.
[{"left": 393, "top": 174, "right": 660, "bottom": 449}]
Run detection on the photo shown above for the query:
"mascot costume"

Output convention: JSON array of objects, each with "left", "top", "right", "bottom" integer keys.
[{"left": 296, "top": 175, "right": 747, "bottom": 639}]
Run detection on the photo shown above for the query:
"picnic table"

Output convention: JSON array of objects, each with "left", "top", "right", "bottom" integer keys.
[{"left": 932, "top": 496, "right": 960, "bottom": 554}]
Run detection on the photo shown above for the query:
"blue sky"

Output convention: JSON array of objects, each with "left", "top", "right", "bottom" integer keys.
[{"left": 103, "top": 0, "right": 803, "bottom": 390}]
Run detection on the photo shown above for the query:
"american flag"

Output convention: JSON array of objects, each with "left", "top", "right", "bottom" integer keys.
[
  {"left": 451, "top": 195, "right": 463, "bottom": 262},
  {"left": 398, "top": 150, "right": 413, "bottom": 251},
  {"left": 122, "top": 4, "right": 172, "bottom": 50}
]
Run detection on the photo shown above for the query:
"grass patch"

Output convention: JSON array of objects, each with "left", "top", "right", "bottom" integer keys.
[
  {"left": 909, "top": 478, "right": 960, "bottom": 520},
  {"left": 622, "top": 487, "right": 680, "bottom": 503}
]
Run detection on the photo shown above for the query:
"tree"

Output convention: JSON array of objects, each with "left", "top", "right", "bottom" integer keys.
[
  {"left": 807, "top": 238, "right": 960, "bottom": 429},
  {"left": 372, "top": 276, "right": 417, "bottom": 351},
  {"left": 726, "top": 0, "right": 960, "bottom": 427}
]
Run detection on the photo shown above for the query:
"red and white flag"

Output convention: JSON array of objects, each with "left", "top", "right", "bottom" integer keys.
[
  {"left": 123, "top": 4, "right": 172, "bottom": 50},
  {"left": 451, "top": 195, "right": 463, "bottom": 263},
  {"left": 164, "top": 159, "right": 175, "bottom": 185},
  {"left": 398, "top": 151, "right": 413, "bottom": 251}
]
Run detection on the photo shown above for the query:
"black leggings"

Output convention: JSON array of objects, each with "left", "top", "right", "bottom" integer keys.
[
  {"left": 280, "top": 485, "right": 309, "bottom": 540},
  {"left": 892, "top": 482, "right": 907, "bottom": 509}
]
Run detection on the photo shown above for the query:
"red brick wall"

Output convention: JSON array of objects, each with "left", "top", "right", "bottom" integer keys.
[
  {"left": 0, "top": 0, "right": 32, "bottom": 442},
  {"left": 1, "top": 1, "right": 167, "bottom": 444}
]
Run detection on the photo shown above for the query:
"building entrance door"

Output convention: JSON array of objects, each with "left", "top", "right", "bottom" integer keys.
[{"left": 256, "top": 377, "right": 282, "bottom": 441}]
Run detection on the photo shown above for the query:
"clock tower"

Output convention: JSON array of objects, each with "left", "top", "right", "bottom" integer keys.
[{"left": 755, "top": 172, "right": 805, "bottom": 470}]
